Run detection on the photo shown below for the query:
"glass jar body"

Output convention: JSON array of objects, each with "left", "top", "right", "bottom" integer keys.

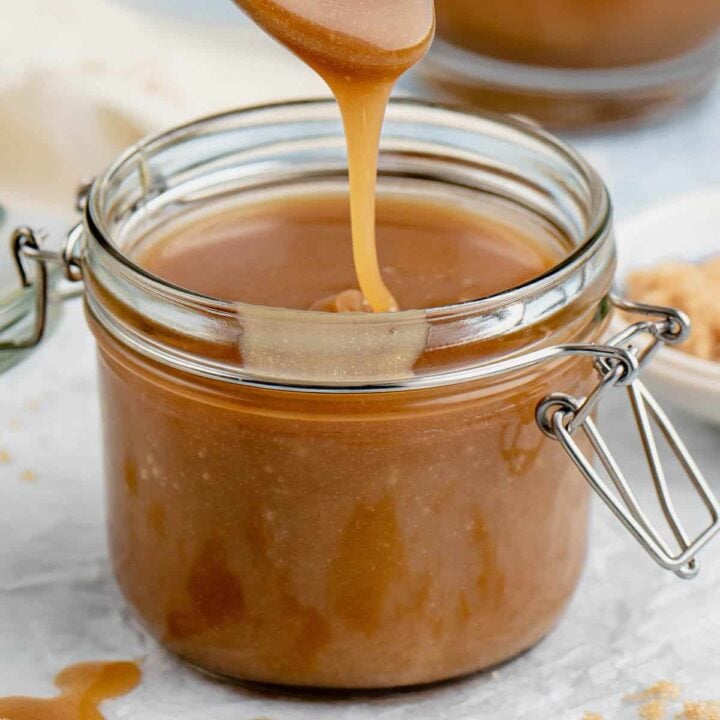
[
  {"left": 422, "top": 1, "right": 720, "bottom": 127},
  {"left": 80, "top": 100, "right": 614, "bottom": 687},
  {"left": 94, "top": 318, "right": 594, "bottom": 687}
]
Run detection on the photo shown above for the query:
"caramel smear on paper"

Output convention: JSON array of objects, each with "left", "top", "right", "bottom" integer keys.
[{"left": 0, "top": 661, "right": 141, "bottom": 720}]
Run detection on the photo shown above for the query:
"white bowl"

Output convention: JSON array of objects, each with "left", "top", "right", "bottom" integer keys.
[{"left": 615, "top": 188, "right": 720, "bottom": 425}]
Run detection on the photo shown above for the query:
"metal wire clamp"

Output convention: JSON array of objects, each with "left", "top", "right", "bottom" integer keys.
[
  {"left": 537, "top": 295, "right": 720, "bottom": 579},
  {"left": 0, "top": 225, "right": 83, "bottom": 352}
]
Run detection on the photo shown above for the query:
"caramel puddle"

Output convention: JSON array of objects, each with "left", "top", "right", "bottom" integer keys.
[{"left": 0, "top": 661, "right": 141, "bottom": 720}]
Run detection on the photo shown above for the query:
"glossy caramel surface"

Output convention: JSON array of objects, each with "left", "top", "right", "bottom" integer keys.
[
  {"left": 138, "top": 192, "right": 563, "bottom": 311},
  {"left": 93, "top": 192, "right": 593, "bottom": 687}
]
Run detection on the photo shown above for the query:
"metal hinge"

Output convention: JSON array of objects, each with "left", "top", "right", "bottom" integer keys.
[
  {"left": 0, "top": 224, "right": 84, "bottom": 352},
  {"left": 537, "top": 295, "right": 720, "bottom": 579}
]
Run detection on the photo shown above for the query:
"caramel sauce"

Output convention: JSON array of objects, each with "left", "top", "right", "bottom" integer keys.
[
  {"left": 81, "top": 0, "right": 602, "bottom": 689},
  {"left": 0, "top": 662, "right": 141, "bottom": 720},
  {"left": 139, "top": 192, "right": 562, "bottom": 311},
  {"left": 138, "top": 191, "right": 566, "bottom": 383},
  {"left": 233, "top": 0, "right": 435, "bottom": 311},
  {"left": 92, "top": 187, "right": 596, "bottom": 687}
]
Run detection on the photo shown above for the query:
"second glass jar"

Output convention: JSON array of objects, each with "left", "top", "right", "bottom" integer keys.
[{"left": 420, "top": 0, "right": 720, "bottom": 127}]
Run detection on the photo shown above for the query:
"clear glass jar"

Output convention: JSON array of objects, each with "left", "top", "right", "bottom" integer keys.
[
  {"left": 419, "top": 1, "right": 720, "bottom": 128},
  {"left": 2, "top": 99, "right": 718, "bottom": 689}
]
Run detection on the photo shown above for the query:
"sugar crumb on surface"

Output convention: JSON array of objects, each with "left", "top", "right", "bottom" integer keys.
[
  {"left": 20, "top": 469, "right": 37, "bottom": 483},
  {"left": 679, "top": 702, "right": 720, "bottom": 720},
  {"left": 626, "top": 681, "right": 682, "bottom": 702},
  {"left": 0, "top": 449, "right": 11, "bottom": 464},
  {"left": 639, "top": 698, "right": 667, "bottom": 720},
  {"left": 582, "top": 682, "right": 720, "bottom": 720},
  {"left": 23, "top": 397, "right": 40, "bottom": 412}
]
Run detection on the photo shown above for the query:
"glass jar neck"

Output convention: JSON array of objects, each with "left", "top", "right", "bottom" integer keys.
[{"left": 82, "top": 98, "right": 614, "bottom": 391}]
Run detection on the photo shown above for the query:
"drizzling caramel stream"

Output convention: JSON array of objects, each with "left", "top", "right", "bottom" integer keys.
[
  {"left": 0, "top": 662, "right": 141, "bottom": 720},
  {"left": 233, "top": 0, "right": 435, "bottom": 311}
]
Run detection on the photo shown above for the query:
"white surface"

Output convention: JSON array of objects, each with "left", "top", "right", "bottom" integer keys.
[
  {"left": 0, "top": 0, "right": 327, "bottom": 215},
  {"left": 119, "top": 0, "right": 244, "bottom": 24},
  {"left": 2, "top": 11, "right": 720, "bottom": 719},
  {"left": 616, "top": 190, "right": 720, "bottom": 425}
]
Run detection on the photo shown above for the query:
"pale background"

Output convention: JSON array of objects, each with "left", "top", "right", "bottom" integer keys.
[{"left": 1, "top": 1, "right": 720, "bottom": 718}]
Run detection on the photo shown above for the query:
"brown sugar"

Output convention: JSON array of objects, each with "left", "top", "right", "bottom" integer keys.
[
  {"left": 626, "top": 256, "right": 720, "bottom": 361},
  {"left": 679, "top": 702, "right": 720, "bottom": 720},
  {"left": 626, "top": 681, "right": 683, "bottom": 702},
  {"left": 0, "top": 449, "right": 11, "bottom": 464},
  {"left": 20, "top": 470, "right": 37, "bottom": 483},
  {"left": 621, "top": 681, "right": 683, "bottom": 720},
  {"left": 639, "top": 698, "right": 668, "bottom": 720},
  {"left": 583, "top": 686, "right": 720, "bottom": 720}
]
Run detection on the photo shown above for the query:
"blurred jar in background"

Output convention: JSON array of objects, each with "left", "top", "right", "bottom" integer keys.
[{"left": 420, "top": 0, "right": 720, "bottom": 128}]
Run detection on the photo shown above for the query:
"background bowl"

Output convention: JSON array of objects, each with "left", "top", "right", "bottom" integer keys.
[{"left": 615, "top": 188, "right": 720, "bottom": 425}]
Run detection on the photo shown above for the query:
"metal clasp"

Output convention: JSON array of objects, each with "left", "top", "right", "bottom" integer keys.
[
  {"left": 0, "top": 224, "right": 84, "bottom": 352},
  {"left": 537, "top": 294, "right": 720, "bottom": 579}
]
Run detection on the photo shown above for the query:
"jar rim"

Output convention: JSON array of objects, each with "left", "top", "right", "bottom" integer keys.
[
  {"left": 83, "top": 97, "right": 614, "bottom": 391},
  {"left": 85, "top": 97, "right": 611, "bottom": 324}
]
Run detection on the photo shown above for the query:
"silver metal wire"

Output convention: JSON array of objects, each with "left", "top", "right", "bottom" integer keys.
[
  {"left": 0, "top": 227, "right": 50, "bottom": 351},
  {"left": 537, "top": 297, "right": 720, "bottom": 579}
]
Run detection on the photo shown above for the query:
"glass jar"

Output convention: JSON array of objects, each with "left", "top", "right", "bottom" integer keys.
[
  {"left": 2, "top": 99, "right": 718, "bottom": 690},
  {"left": 420, "top": 1, "right": 720, "bottom": 128}
]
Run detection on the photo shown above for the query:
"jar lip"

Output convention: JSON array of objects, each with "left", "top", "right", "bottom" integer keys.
[{"left": 85, "top": 96, "right": 611, "bottom": 325}]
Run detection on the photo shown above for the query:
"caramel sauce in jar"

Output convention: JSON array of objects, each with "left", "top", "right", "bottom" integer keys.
[
  {"left": 90, "top": 189, "right": 596, "bottom": 688},
  {"left": 80, "top": 89, "right": 616, "bottom": 688},
  {"left": 424, "top": 0, "right": 720, "bottom": 126}
]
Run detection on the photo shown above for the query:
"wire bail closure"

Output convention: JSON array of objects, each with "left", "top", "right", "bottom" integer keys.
[
  {"left": 537, "top": 295, "right": 720, "bottom": 579},
  {"left": 0, "top": 224, "right": 84, "bottom": 352}
]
